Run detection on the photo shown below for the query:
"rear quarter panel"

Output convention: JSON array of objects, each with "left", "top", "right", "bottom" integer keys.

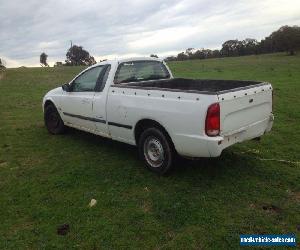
[{"left": 106, "top": 86, "right": 218, "bottom": 156}]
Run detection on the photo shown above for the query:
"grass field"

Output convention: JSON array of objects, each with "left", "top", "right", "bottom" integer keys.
[{"left": 0, "top": 53, "right": 299, "bottom": 249}]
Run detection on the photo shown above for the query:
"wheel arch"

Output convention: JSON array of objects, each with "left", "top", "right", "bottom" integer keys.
[
  {"left": 134, "top": 119, "right": 175, "bottom": 150},
  {"left": 44, "top": 99, "right": 54, "bottom": 108},
  {"left": 43, "top": 98, "right": 57, "bottom": 112}
]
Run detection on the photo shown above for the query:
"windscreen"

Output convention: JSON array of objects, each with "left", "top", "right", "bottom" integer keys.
[{"left": 114, "top": 61, "right": 170, "bottom": 84}]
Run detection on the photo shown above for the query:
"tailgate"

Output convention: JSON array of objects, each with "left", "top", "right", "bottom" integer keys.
[{"left": 218, "top": 83, "right": 273, "bottom": 136}]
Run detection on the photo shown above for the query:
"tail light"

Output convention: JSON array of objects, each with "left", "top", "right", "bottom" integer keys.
[{"left": 205, "top": 103, "right": 220, "bottom": 136}]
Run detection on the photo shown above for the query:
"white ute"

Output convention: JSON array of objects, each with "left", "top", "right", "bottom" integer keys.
[{"left": 43, "top": 57, "right": 274, "bottom": 174}]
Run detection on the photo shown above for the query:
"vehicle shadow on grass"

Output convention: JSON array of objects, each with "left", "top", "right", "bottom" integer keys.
[
  {"left": 64, "top": 127, "right": 259, "bottom": 181},
  {"left": 173, "top": 151, "right": 260, "bottom": 180},
  {"left": 64, "top": 127, "right": 138, "bottom": 156}
]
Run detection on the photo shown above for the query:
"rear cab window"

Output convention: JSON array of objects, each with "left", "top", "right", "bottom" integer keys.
[{"left": 114, "top": 60, "right": 170, "bottom": 84}]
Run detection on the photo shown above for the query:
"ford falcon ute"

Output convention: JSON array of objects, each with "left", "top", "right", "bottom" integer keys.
[{"left": 43, "top": 57, "right": 274, "bottom": 174}]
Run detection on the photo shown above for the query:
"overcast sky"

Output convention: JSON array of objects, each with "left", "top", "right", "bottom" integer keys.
[{"left": 1, "top": 0, "right": 300, "bottom": 67}]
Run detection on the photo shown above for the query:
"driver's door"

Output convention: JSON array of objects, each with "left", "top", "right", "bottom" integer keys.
[{"left": 61, "top": 66, "right": 105, "bottom": 131}]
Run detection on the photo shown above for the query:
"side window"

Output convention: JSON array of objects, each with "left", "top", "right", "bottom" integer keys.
[{"left": 72, "top": 66, "right": 104, "bottom": 92}]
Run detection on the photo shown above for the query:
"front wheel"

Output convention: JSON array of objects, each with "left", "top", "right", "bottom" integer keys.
[
  {"left": 138, "top": 127, "right": 174, "bottom": 175},
  {"left": 44, "top": 104, "right": 66, "bottom": 134}
]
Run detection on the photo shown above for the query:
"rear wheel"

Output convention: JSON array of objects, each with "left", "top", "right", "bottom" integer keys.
[
  {"left": 138, "top": 127, "right": 174, "bottom": 175},
  {"left": 44, "top": 104, "right": 65, "bottom": 134}
]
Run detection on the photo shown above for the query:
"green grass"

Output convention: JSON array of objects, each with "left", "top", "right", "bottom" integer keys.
[{"left": 0, "top": 53, "right": 299, "bottom": 249}]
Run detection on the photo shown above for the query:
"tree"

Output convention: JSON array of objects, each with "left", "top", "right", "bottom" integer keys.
[
  {"left": 150, "top": 54, "right": 158, "bottom": 58},
  {"left": 54, "top": 62, "right": 63, "bottom": 67},
  {"left": 258, "top": 37, "right": 274, "bottom": 54},
  {"left": 185, "top": 48, "right": 195, "bottom": 57},
  {"left": 221, "top": 40, "right": 243, "bottom": 57},
  {"left": 240, "top": 38, "right": 259, "bottom": 55},
  {"left": 40, "top": 52, "right": 49, "bottom": 67},
  {"left": 192, "top": 49, "right": 205, "bottom": 59},
  {"left": 165, "top": 56, "right": 177, "bottom": 61},
  {"left": 270, "top": 25, "right": 300, "bottom": 55},
  {"left": 0, "top": 58, "right": 5, "bottom": 69},
  {"left": 65, "top": 45, "right": 96, "bottom": 66},
  {"left": 212, "top": 50, "right": 221, "bottom": 58},
  {"left": 177, "top": 52, "right": 189, "bottom": 60}
]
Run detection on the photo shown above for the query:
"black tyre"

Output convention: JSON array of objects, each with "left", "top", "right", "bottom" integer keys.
[
  {"left": 44, "top": 104, "right": 65, "bottom": 134},
  {"left": 138, "top": 127, "right": 174, "bottom": 175}
]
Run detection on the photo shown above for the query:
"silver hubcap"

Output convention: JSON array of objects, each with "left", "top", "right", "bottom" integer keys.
[{"left": 144, "top": 136, "right": 164, "bottom": 168}]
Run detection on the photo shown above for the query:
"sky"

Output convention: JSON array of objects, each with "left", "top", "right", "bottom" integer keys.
[{"left": 1, "top": 0, "right": 300, "bottom": 68}]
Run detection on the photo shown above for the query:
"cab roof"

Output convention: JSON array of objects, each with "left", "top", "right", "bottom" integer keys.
[{"left": 95, "top": 57, "right": 163, "bottom": 67}]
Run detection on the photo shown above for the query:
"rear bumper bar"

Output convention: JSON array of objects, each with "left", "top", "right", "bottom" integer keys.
[
  {"left": 208, "top": 114, "right": 274, "bottom": 157},
  {"left": 174, "top": 113, "right": 274, "bottom": 158}
]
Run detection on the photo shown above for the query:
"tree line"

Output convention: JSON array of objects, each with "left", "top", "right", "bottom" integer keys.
[
  {"left": 1, "top": 25, "right": 299, "bottom": 69},
  {"left": 166, "top": 25, "right": 300, "bottom": 61}
]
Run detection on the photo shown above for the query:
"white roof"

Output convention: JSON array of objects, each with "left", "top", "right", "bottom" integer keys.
[{"left": 95, "top": 57, "right": 163, "bottom": 67}]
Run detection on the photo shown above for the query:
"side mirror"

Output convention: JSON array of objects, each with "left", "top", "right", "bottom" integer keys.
[{"left": 62, "top": 83, "right": 71, "bottom": 92}]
